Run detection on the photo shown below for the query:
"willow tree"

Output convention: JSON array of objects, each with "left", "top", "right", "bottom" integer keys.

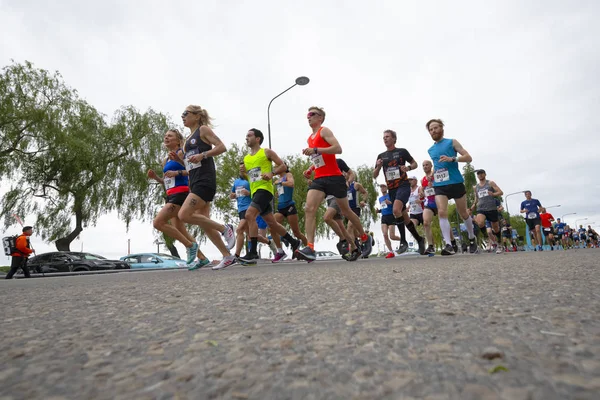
[
  {"left": 0, "top": 60, "right": 76, "bottom": 175},
  {"left": 1, "top": 97, "right": 169, "bottom": 250}
]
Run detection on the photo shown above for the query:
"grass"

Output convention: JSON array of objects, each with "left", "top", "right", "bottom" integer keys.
[{"left": 0, "top": 266, "right": 10, "bottom": 273}]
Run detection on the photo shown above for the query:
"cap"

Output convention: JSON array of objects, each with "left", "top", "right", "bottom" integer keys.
[
  {"left": 475, "top": 169, "right": 486, "bottom": 174},
  {"left": 409, "top": 175, "right": 418, "bottom": 180}
]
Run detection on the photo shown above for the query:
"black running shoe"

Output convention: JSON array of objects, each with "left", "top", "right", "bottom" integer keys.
[
  {"left": 343, "top": 247, "right": 360, "bottom": 262},
  {"left": 397, "top": 242, "right": 409, "bottom": 254},
  {"left": 426, "top": 245, "right": 435, "bottom": 255},
  {"left": 441, "top": 244, "right": 455, "bottom": 256},
  {"left": 296, "top": 246, "right": 316, "bottom": 262},
  {"left": 451, "top": 240, "right": 459, "bottom": 254},
  {"left": 239, "top": 252, "right": 259, "bottom": 264},
  {"left": 361, "top": 235, "right": 372, "bottom": 258},
  {"left": 469, "top": 239, "right": 479, "bottom": 254},
  {"left": 417, "top": 237, "right": 426, "bottom": 255}
]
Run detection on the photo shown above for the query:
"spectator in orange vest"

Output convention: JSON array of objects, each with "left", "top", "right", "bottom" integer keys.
[{"left": 6, "top": 226, "right": 34, "bottom": 279}]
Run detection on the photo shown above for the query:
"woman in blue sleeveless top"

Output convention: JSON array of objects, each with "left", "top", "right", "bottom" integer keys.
[
  {"left": 147, "top": 129, "right": 208, "bottom": 267},
  {"left": 274, "top": 167, "right": 308, "bottom": 246}
]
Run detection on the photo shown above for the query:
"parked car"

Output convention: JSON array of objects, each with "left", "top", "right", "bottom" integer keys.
[
  {"left": 27, "top": 252, "right": 130, "bottom": 273},
  {"left": 315, "top": 250, "right": 342, "bottom": 260},
  {"left": 120, "top": 253, "right": 187, "bottom": 269}
]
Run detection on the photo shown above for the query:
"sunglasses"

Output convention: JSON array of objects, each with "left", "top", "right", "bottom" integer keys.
[
  {"left": 307, "top": 112, "right": 321, "bottom": 118},
  {"left": 181, "top": 110, "right": 196, "bottom": 117}
]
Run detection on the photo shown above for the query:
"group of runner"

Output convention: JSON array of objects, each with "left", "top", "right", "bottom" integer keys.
[{"left": 148, "top": 105, "right": 594, "bottom": 270}]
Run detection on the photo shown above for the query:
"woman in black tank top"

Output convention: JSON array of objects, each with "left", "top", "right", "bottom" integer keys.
[{"left": 177, "top": 105, "right": 237, "bottom": 270}]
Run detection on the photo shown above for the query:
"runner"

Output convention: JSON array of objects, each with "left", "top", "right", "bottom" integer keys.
[
  {"left": 501, "top": 219, "right": 514, "bottom": 252},
  {"left": 554, "top": 218, "right": 567, "bottom": 249},
  {"left": 519, "top": 191, "right": 543, "bottom": 251},
  {"left": 230, "top": 165, "right": 272, "bottom": 263},
  {"left": 177, "top": 105, "right": 236, "bottom": 270},
  {"left": 421, "top": 160, "right": 458, "bottom": 255},
  {"left": 587, "top": 225, "right": 598, "bottom": 248},
  {"left": 377, "top": 183, "right": 400, "bottom": 258},
  {"left": 426, "top": 119, "right": 478, "bottom": 255},
  {"left": 297, "top": 106, "right": 372, "bottom": 261},
  {"left": 274, "top": 167, "right": 309, "bottom": 247},
  {"left": 238, "top": 129, "right": 301, "bottom": 264},
  {"left": 470, "top": 169, "right": 504, "bottom": 254},
  {"left": 147, "top": 129, "right": 211, "bottom": 269},
  {"left": 346, "top": 180, "right": 368, "bottom": 241},
  {"left": 539, "top": 207, "right": 556, "bottom": 250},
  {"left": 408, "top": 176, "right": 424, "bottom": 228},
  {"left": 374, "top": 129, "right": 426, "bottom": 255}
]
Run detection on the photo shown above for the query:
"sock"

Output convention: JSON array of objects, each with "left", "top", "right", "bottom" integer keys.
[
  {"left": 439, "top": 218, "right": 452, "bottom": 244},
  {"left": 308, "top": 242, "right": 314, "bottom": 250},
  {"left": 277, "top": 248, "right": 283, "bottom": 253},
  {"left": 282, "top": 233, "right": 295, "bottom": 244},
  {"left": 494, "top": 230, "right": 502, "bottom": 243},
  {"left": 396, "top": 219, "right": 407, "bottom": 244},
  {"left": 235, "top": 253, "right": 240, "bottom": 258},
  {"left": 464, "top": 216, "right": 475, "bottom": 239},
  {"left": 251, "top": 237, "right": 258, "bottom": 254},
  {"left": 405, "top": 221, "right": 422, "bottom": 241}
]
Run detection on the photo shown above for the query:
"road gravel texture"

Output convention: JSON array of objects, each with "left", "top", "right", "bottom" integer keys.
[{"left": 0, "top": 250, "right": 598, "bottom": 400}]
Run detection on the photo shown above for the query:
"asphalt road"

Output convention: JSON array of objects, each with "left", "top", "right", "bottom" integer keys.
[{"left": 1, "top": 250, "right": 598, "bottom": 400}]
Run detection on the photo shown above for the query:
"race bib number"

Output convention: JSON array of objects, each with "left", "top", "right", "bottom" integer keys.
[
  {"left": 410, "top": 203, "right": 419, "bottom": 213},
  {"left": 184, "top": 149, "right": 201, "bottom": 171},
  {"left": 347, "top": 191, "right": 353, "bottom": 201},
  {"left": 248, "top": 167, "right": 262, "bottom": 182},
  {"left": 385, "top": 167, "right": 400, "bottom": 181},
  {"left": 424, "top": 187, "right": 435, "bottom": 197},
  {"left": 235, "top": 186, "right": 246, "bottom": 198},
  {"left": 310, "top": 154, "right": 325, "bottom": 168},
  {"left": 277, "top": 184, "right": 284, "bottom": 196},
  {"left": 527, "top": 212, "right": 537, "bottom": 219},
  {"left": 434, "top": 168, "right": 449, "bottom": 183},
  {"left": 380, "top": 201, "right": 388, "bottom": 209},
  {"left": 477, "top": 189, "right": 489, "bottom": 199},
  {"left": 164, "top": 177, "right": 175, "bottom": 190}
]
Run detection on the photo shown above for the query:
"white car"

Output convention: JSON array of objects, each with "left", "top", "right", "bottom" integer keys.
[{"left": 315, "top": 250, "right": 342, "bottom": 260}]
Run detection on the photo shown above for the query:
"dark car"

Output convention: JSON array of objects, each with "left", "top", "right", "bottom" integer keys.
[{"left": 27, "top": 252, "right": 130, "bottom": 274}]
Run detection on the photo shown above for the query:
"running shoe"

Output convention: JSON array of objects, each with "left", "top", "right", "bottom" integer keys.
[
  {"left": 441, "top": 244, "right": 455, "bottom": 256},
  {"left": 212, "top": 255, "right": 237, "bottom": 270},
  {"left": 397, "top": 242, "right": 409, "bottom": 255},
  {"left": 417, "top": 237, "right": 426, "bottom": 255},
  {"left": 469, "top": 239, "right": 479, "bottom": 254},
  {"left": 495, "top": 246, "right": 504, "bottom": 254},
  {"left": 186, "top": 242, "right": 199, "bottom": 264},
  {"left": 342, "top": 247, "right": 361, "bottom": 262},
  {"left": 296, "top": 246, "right": 316, "bottom": 262},
  {"left": 222, "top": 224, "right": 236, "bottom": 250},
  {"left": 451, "top": 240, "right": 459, "bottom": 254},
  {"left": 385, "top": 252, "right": 395, "bottom": 259},
  {"left": 272, "top": 251, "right": 288, "bottom": 263},
  {"left": 336, "top": 239, "right": 348, "bottom": 255},
  {"left": 361, "top": 235, "right": 372, "bottom": 258},
  {"left": 239, "top": 252, "right": 259, "bottom": 264},
  {"left": 425, "top": 245, "right": 435, "bottom": 256},
  {"left": 188, "top": 258, "right": 210, "bottom": 271}
]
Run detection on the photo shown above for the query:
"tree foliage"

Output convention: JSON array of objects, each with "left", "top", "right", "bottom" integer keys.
[{"left": 0, "top": 61, "right": 170, "bottom": 251}]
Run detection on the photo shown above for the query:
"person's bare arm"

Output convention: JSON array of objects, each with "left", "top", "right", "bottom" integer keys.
[
  {"left": 489, "top": 181, "right": 503, "bottom": 197},
  {"left": 265, "top": 148, "right": 286, "bottom": 177}
]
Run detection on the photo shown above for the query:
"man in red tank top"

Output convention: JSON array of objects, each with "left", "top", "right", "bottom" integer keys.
[{"left": 296, "top": 106, "right": 372, "bottom": 262}]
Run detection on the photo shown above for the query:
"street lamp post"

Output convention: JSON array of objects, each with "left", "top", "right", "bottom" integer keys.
[
  {"left": 575, "top": 218, "right": 588, "bottom": 229},
  {"left": 545, "top": 205, "right": 561, "bottom": 209},
  {"left": 561, "top": 212, "right": 576, "bottom": 227},
  {"left": 504, "top": 190, "right": 525, "bottom": 223},
  {"left": 267, "top": 76, "right": 310, "bottom": 149}
]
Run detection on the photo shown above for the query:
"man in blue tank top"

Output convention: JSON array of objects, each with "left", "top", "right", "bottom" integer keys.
[
  {"left": 426, "top": 119, "right": 478, "bottom": 255},
  {"left": 519, "top": 191, "right": 543, "bottom": 251}
]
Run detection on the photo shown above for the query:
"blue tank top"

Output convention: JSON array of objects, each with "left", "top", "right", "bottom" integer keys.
[
  {"left": 347, "top": 182, "right": 358, "bottom": 209},
  {"left": 162, "top": 150, "right": 188, "bottom": 193},
  {"left": 379, "top": 194, "right": 393, "bottom": 216},
  {"left": 427, "top": 138, "right": 463, "bottom": 187},
  {"left": 276, "top": 174, "right": 295, "bottom": 209},
  {"left": 232, "top": 178, "right": 251, "bottom": 212}
]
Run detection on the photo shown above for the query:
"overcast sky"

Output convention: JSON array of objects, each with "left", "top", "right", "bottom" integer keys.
[{"left": 1, "top": 0, "right": 599, "bottom": 262}]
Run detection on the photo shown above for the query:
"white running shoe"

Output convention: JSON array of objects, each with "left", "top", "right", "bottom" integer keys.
[
  {"left": 222, "top": 224, "right": 236, "bottom": 250},
  {"left": 496, "top": 246, "right": 504, "bottom": 254},
  {"left": 212, "top": 255, "right": 237, "bottom": 270}
]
